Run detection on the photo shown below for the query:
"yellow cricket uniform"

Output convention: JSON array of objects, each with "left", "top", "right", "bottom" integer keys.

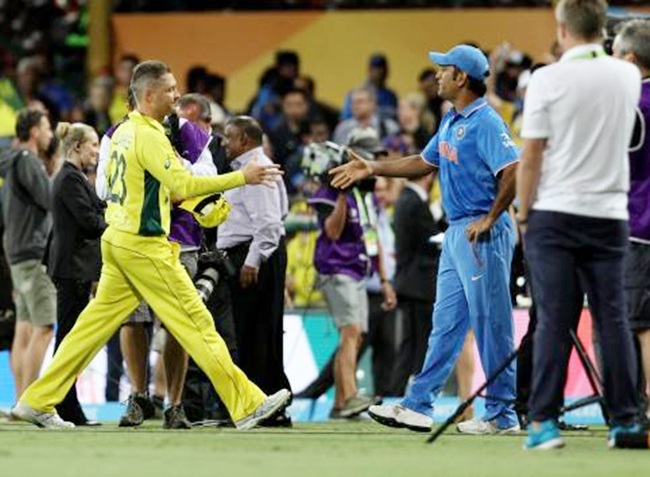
[{"left": 20, "top": 111, "right": 266, "bottom": 421}]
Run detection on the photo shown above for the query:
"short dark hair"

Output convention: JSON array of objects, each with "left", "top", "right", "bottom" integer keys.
[
  {"left": 276, "top": 50, "right": 299, "bottom": 67},
  {"left": 281, "top": 87, "right": 308, "bottom": 102},
  {"left": 15, "top": 108, "right": 46, "bottom": 141},
  {"left": 177, "top": 93, "right": 211, "bottom": 122},
  {"left": 130, "top": 60, "right": 171, "bottom": 101},
  {"left": 227, "top": 116, "right": 263, "bottom": 146},
  {"left": 419, "top": 68, "right": 436, "bottom": 82},
  {"left": 452, "top": 67, "right": 487, "bottom": 97}
]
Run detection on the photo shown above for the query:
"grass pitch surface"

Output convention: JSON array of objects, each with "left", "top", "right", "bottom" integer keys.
[{"left": 0, "top": 420, "right": 647, "bottom": 477}]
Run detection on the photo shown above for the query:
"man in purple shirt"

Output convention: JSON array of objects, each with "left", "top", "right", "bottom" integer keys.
[
  {"left": 614, "top": 19, "right": 650, "bottom": 423},
  {"left": 307, "top": 128, "right": 396, "bottom": 419}
]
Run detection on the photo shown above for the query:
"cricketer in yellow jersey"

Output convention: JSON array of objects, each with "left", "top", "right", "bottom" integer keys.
[{"left": 11, "top": 60, "right": 290, "bottom": 429}]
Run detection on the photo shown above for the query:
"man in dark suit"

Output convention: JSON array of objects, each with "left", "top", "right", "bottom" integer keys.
[{"left": 393, "top": 173, "right": 444, "bottom": 395}]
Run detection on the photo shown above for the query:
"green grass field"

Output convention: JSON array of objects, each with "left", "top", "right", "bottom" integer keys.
[{"left": 0, "top": 420, "right": 648, "bottom": 477}]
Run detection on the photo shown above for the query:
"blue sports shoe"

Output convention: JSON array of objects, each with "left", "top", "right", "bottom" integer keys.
[
  {"left": 523, "top": 420, "right": 565, "bottom": 450},
  {"left": 608, "top": 423, "right": 642, "bottom": 448}
]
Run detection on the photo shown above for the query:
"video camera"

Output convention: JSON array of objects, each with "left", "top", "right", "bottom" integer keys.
[
  {"left": 301, "top": 141, "right": 375, "bottom": 193},
  {"left": 301, "top": 141, "right": 349, "bottom": 185},
  {"left": 194, "top": 249, "right": 237, "bottom": 303}
]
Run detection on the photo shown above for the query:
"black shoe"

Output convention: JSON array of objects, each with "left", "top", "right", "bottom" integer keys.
[
  {"left": 134, "top": 394, "right": 156, "bottom": 420},
  {"left": 163, "top": 405, "right": 192, "bottom": 430},
  {"left": 259, "top": 410, "right": 293, "bottom": 428},
  {"left": 119, "top": 394, "right": 144, "bottom": 427}
]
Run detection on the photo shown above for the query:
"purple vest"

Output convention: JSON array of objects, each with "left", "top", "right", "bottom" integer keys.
[
  {"left": 629, "top": 81, "right": 650, "bottom": 241},
  {"left": 308, "top": 186, "right": 369, "bottom": 281},
  {"left": 169, "top": 121, "right": 211, "bottom": 247}
]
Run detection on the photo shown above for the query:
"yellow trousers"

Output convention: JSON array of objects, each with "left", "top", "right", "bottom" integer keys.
[{"left": 20, "top": 227, "right": 266, "bottom": 421}]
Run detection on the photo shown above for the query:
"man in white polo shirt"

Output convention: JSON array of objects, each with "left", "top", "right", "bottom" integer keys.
[{"left": 517, "top": 0, "right": 642, "bottom": 450}]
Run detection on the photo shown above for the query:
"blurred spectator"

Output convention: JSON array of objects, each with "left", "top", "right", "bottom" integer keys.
[
  {"left": 333, "top": 86, "right": 399, "bottom": 145},
  {"left": 186, "top": 65, "right": 209, "bottom": 94},
  {"left": 15, "top": 57, "right": 59, "bottom": 123},
  {"left": 34, "top": 54, "right": 74, "bottom": 121},
  {"left": 109, "top": 54, "right": 139, "bottom": 123},
  {"left": 383, "top": 93, "right": 432, "bottom": 158},
  {"left": 249, "top": 50, "right": 301, "bottom": 131},
  {"left": 294, "top": 75, "right": 340, "bottom": 133},
  {"left": 269, "top": 87, "right": 311, "bottom": 172},
  {"left": 418, "top": 68, "right": 444, "bottom": 133},
  {"left": 0, "top": 109, "right": 56, "bottom": 400},
  {"left": 285, "top": 201, "right": 324, "bottom": 307},
  {"left": 341, "top": 53, "right": 398, "bottom": 121},
  {"left": 80, "top": 77, "right": 113, "bottom": 137}
]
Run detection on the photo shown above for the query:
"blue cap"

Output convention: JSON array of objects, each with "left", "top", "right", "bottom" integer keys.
[{"left": 428, "top": 45, "right": 489, "bottom": 81}]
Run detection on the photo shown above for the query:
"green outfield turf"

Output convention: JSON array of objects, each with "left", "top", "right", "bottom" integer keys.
[{"left": 0, "top": 420, "right": 647, "bottom": 477}]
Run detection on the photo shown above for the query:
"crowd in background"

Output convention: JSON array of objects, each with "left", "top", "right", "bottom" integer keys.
[{"left": 2, "top": 0, "right": 636, "bottom": 423}]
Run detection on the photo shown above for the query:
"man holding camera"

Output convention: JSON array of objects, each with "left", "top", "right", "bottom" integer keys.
[
  {"left": 330, "top": 44, "right": 520, "bottom": 434},
  {"left": 517, "top": 0, "right": 642, "bottom": 449},
  {"left": 307, "top": 128, "right": 397, "bottom": 419},
  {"left": 217, "top": 115, "right": 292, "bottom": 426}
]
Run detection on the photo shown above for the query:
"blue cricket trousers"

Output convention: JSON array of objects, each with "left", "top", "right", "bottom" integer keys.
[{"left": 401, "top": 213, "right": 518, "bottom": 427}]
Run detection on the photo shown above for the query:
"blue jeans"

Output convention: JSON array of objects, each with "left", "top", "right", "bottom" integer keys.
[{"left": 401, "top": 213, "right": 518, "bottom": 427}]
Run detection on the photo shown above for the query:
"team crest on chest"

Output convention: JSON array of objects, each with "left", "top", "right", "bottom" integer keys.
[{"left": 456, "top": 126, "right": 465, "bottom": 140}]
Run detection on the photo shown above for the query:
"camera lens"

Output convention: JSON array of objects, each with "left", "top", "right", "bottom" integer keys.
[{"left": 195, "top": 267, "right": 219, "bottom": 303}]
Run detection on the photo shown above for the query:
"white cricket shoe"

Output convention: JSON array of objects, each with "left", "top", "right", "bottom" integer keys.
[
  {"left": 368, "top": 404, "right": 433, "bottom": 432},
  {"left": 456, "top": 417, "right": 521, "bottom": 435},
  {"left": 234, "top": 389, "right": 291, "bottom": 430},
  {"left": 11, "top": 402, "right": 75, "bottom": 429}
]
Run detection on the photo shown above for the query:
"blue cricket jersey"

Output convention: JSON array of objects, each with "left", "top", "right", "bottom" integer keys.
[{"left": 421, "top": 97, "right": 519, "bottom": 222}]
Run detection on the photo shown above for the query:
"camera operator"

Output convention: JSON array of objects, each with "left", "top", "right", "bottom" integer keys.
[
  {"left": 306, "top": 128, "right": 396, "bottom": 419},
  {"left": 217, "top": 116, "right": 292, "bottom": 426},
  {"left": 613, "top": 19, "right": 650, "bottom": 426}
]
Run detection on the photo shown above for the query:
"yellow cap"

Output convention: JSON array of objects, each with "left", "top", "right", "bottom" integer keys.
[{"left": 178, "top": 193, "right": 231, "bottom": 228}]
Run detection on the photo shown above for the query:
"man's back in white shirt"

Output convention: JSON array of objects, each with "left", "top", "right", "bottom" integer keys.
[{"left": 522, "top": 44, "right": 641, "bottom": 220}]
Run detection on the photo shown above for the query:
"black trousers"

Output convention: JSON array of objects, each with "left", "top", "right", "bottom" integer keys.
[
  {"left": 225, "top": 238, "right": 291, "bottom": 395},
  {"left": 392, "top": 297, "right": 434, "bottom": 396},
  {"left": 182, "top": 273, "right": 239, "bottom": 422},
  {"left": 525, "top": 210, "right": 639, "bottom": 425},
  {"left": 52, "top": 278, "right": 92, "bottom": 424}
]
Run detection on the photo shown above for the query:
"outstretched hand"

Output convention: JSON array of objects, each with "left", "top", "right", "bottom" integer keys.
[
  {"left": 328, "top": 149, "right": 373, "bottom": 189},
  {"left": 241, "top": 154, "right": 283, "bottom": 186}
]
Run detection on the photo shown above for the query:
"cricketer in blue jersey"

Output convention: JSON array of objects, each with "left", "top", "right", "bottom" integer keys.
[{"left": 330, "top": 44, "right": 520, "bottom": 435}]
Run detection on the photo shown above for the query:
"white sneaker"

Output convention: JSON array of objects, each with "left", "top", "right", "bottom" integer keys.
[
  {"left": 234, "top": 389, "right": 291, "bottom": 430},
  {"left": 11, "top": 402, "right": 75, "bottom": 429},
  {"left": 368, "top": 404, "right": 433, "bottom": 432},
  {"left": 456, "top": 417, "right": 521, "bottom": 435}
]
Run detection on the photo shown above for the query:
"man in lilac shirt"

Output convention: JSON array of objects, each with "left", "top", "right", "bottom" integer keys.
[
  {"left": 217, "top": 116, "right": 292, "bottom": 426},
  {"left": 614, "top": 19, "right": 650, "bottom": 422}
]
